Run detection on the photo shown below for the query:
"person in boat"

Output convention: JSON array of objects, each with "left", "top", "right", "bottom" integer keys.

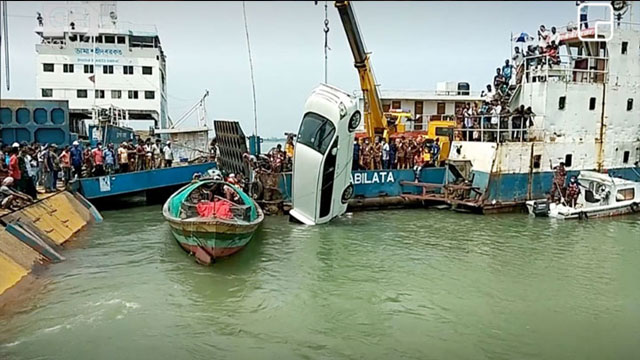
[
  {"left": 163, "top": 141, "right": 174, "bottom": 168},
  {"left": 511, "top": 105, "right": 525, "bottom": 141},
  {"left": 70, "top": 141, "right": 83, "bottom": 179},
  {"left": 381, "top": 138, "right": 390, "bottom": 170},
  {"left": 118, "top": 142, "right": 130, "bottom": 173},
  {"left": 431, "top": 137, "right": 441, "bottom": 166},
  {"left": 550, "top": 162, "right": 567, "bottom": 203},
  {"left": 224, "top": 174, "right": 240, "bottom": 202},
  {"left": 565, "top": 176, "right": 581, "bottom": 207}
]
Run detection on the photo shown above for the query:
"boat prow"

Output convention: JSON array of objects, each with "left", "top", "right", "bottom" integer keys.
[{"left": 162, "top": 180, "right": 264, "bottom": 265}]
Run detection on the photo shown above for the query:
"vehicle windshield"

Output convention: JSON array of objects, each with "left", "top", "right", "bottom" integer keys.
[
  {"left": 297, "top": 112, "right": 336, "bottom": 154},
  {"left": 435, "top": 127, "right": 453, "bottom": 137}
]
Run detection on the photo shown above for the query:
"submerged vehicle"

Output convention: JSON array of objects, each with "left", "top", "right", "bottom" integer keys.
[
  {"left": 526, "top": 171, "right": 640, "bottom": 219},
  {"left": 163, "top": 179, "right": 264, "bottom": 265},
  {"left": 289, "top": 84, "right": 360, "bottom": 225}
]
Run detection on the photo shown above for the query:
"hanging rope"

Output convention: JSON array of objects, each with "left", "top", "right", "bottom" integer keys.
[{"left": 242, "top": 1, "right": 258, "bottom": 136}]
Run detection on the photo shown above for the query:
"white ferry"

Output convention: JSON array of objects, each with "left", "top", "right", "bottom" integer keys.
[{"left": 443, "top": 10, "right": 640, "bottom": 213}]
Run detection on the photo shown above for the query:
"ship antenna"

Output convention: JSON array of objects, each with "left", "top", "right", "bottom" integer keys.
[
  {"left": 242, "top": 1, "right": 258, "bottom": 137},
  {"left": 324, "top": 0, "right": 329, "bottom": 83}
]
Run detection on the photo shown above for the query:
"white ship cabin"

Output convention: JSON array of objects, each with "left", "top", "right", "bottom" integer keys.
[
  {"left": 449, "top": 15, "right": 640, "bottom": 176},
  {"left": 357, "top": 82, "right": 483, "bottom": 132},
  {"left": 34, "top": 1, "right": 168, "bottom": 134}
]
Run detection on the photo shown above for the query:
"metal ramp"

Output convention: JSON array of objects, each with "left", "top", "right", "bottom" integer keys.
[{"left": 213, "top": 120, "right": 250, "bottom": 178}]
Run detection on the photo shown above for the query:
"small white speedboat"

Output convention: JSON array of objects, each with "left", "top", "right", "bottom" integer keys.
[{"left": 526, "top": 171, "right": 640, "bottom": 220}]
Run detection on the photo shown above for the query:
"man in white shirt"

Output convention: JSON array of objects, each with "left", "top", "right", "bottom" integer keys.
[
  {"left": 381, "top": 139, "right": 390, "bottom": 169},
  {"left": 151, "top": 138, "right": 163, "bottom": 169},
  {"left": 163, "top": 141, "right": 174, "bottom": 168}
]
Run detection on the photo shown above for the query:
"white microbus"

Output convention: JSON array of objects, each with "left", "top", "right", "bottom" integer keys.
[{"left": 289, "top": 84, "right": 361, "bottom": 225}]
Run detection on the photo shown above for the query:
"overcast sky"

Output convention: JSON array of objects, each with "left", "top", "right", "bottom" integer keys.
[{"left": 1, "top": 1, "right": 628, "bottom": 137}]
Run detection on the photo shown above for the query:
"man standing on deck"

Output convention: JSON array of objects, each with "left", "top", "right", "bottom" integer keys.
[
  {"left": 104, "top": 144, "right": 115, "bottom": 175},
  {"left": 60, "top": 146, "right": 72, "bottom": 185},
  {"left": 8, "top": 146, "right": 21, "bottom": 188},
  {"left": 372, "top": 137, "right": 382, "bottom": 170},
  {"left": 92, "top": 142, "right": 105, "bottom": 176},
  {"left": 550, "top": 161, "right": 567, "bottom": 203},
  {"left": 360, "top": 138, "right": 371, "bottom": 170},
  {"left": 163, "top": 141, "right": 174, "bottom": 168},
  {"left": 118, "top": 142, "right": 129, "bottom": 173},
  {"left": 352, "top": 138, "right": 360, "bottom": 171},
  {"left": 502, "top": 59, "right": 513, "bottom": 85},
  {"left": 70, "top": 141, "right": 83, "bottom": 179},
  {"left": 382, "top": 138, "right": 390, "bottom": 169},
  {"left": 152, "top": 139, "right": 163, "bottom": 169},
  {"left": 577, "top": 1, "right": 588, "bottom": 29}
]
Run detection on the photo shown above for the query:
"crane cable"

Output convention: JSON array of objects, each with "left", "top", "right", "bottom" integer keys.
[
  {"left": 242, "top": 1, "right": 258, "bottom": 137},
  {"left": 1, "top": 1, "right": 10, "bottom": 91},
  {"left": 323, "top": 1, "right": 329, "bottom": 83}
]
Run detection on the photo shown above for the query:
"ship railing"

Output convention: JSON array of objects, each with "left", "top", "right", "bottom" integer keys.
[
  {"left": 519, "top": 54, "right": 608, "bottom": 85},
  {"left": 452, "top": 114, "right": 546, "bottom": 143}
]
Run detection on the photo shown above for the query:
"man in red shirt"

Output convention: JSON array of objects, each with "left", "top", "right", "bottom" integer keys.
[
  {"left": 91, "top": 142, "right": 105, "bottom": 177},
  {"left": 8, "top": 146, "right": 21, "bottom": 181}
]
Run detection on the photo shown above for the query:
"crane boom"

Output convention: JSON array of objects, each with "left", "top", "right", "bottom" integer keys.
[{"left": 335, "top": 0, "right": 386, "bottom": 140}]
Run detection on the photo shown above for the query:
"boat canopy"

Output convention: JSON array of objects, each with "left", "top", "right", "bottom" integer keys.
[{"left": 168, "top": 180, "right": 258, "bottom": 221}]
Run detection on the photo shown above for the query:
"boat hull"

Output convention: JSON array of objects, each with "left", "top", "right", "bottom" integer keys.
[{"left": 162, "top": 180, "right": 264, "bottom": 265}]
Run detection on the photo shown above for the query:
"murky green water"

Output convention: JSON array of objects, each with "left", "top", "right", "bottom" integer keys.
[{"left": 1, "top": 207, "right": 639, "bottom": 359}]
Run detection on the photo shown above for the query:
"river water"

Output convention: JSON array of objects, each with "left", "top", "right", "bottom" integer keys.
[{"left": 1, "top": 207, "right": 639, "bottom": 359}]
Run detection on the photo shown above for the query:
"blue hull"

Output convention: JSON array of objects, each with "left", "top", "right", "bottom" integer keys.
[
  {"left": 279, "top": 166, "right": 640, "bottom": 211},
  {"left": 77, "top": 162, "right": 217, "bottom": 199}
]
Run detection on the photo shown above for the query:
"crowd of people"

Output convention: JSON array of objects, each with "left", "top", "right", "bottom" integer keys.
[
  {"left": 353, "top": 136, "right": 441, "bottom": 171},
  {"left": 0, "top": 137, "right": 182, "bottom": 209}
]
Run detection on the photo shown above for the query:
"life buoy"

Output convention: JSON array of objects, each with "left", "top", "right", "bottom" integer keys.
[{"left": 630, "top": 202, "right": 640, "bottom": 213}]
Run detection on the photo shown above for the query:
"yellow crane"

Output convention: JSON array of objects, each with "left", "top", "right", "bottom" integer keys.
[{"left": 334, "top": 1, "right": 412, "bottom": 141}]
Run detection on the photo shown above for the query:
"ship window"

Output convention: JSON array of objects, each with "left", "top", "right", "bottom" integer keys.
[
  {"left": 144, "top": 91, "right": 155, "bottom": 99},
  {"left": 117, "top": 36, "right": 126, "bottom": 44},
  {"left": 77, "top": 89, "right": 88, "bottom": 98},
  {"left": 95, "top": 90, "right": 105, "bottom": 99},
  {"left": 616, "top": 188, "right": 634, "bottom": 202},
  {"left": 63, "top": 64, "right": 74, "bottom": 73},
  {"left": 564, "top": 154, "right": 573, "bottom": 167},
  {"left": 382, "top": 104, "right": 390, "bottom": 112},
  {"left": 0, "top": 108, "right": 12, "bottom": 124},
  {"left": 83, "top": 64, "right": 94, "bottom": 73},
  {"left": 627, "top": 98, "right": 634, "bottom": 111},
  {"left": 436, "top": 102, "right": 446, "bottom": 115},
  {"left": 142, "top": 66, "right": 152, "bottom": 75},
  {"left": 558, "top": 96, "right": 566, "bottom": 110},
  {"left": 41, "top": 89, "right": 53, "bottom": 98},
  {"left": 414, "top": 101, "right": 424, "bottom": 115},
  {"left": 68, "top": 34, "right": 77, "bottom": 42},
  {"left": 104, "top": 35, "right": 115, "bottom": 44},
  {"left": 43, "top": 63, "right": 54, "bottom": 72},
  {"left": 16, "top": 108, "right": 29, "bottom": 124},
  {"left": 34, "top": 108, "right": 47, "bottom": 124},
  {"left": 533, "top": 154, "right": 541, "bottom": 169},
  {"left": 94, "top": 36, "right": 103, "bottom": 43},
  {"left": 621, "top": 41, "right": 628, "bottom": 55},
  {"left": 391, "top": 101, "right": 401, "bottom": 110},
  {"left": 111, "top": 90, "right": 121, "bottom": 99},
  {"left": 103, "top": 65, "right": 114, "bottom": 74},
  {"left": 297, "top": 112, "right": 336, "bottom": 154},
  {"left": 623, "top": 151, "right": 630, "bottom": 164},
  {"left": 128, "top": 90, "right": 139, "bottom": 99},
  {"left": 123, "top": 65, "right": 134, "bottom": 75},
  {"left": 589, "top": 97, "right": 596, "bottom": 110}
]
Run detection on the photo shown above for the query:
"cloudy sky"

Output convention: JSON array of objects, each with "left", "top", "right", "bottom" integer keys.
[{"left": 0, "top": 1, "right": 623, "bottom": 137}]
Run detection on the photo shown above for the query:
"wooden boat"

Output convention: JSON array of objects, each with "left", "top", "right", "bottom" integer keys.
[{"left": 162, "top": 180, "right": 264, "bottom": 265}]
